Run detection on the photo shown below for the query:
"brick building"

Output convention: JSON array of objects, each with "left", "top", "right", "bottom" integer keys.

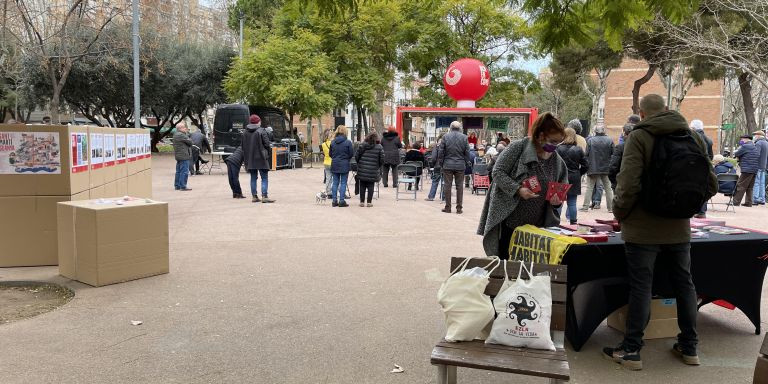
[{"left": 603, "top": 58, "right": 723, "bottom": 152}]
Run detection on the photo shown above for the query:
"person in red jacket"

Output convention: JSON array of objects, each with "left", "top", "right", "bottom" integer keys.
[{"left": 468, "top": 131, "right": 478, "bottom": 149}]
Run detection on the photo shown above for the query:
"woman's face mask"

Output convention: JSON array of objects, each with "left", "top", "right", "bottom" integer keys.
[{"left": 540, "top": 135, "right": 563, "bottom": 153}]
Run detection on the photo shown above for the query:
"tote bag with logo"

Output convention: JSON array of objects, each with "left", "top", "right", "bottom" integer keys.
[
  {"left": 438, "top": 257, "right": 500, "bottom": 342},
  {"left": 486, "top": 261, "right": 555, "bottom": 351}
]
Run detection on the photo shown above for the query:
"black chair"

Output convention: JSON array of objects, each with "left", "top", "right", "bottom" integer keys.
[{"left": 709, "top": 173, "right": 739, "bottom": 212}]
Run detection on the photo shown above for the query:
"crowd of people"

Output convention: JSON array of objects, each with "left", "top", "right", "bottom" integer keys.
[{"left": 166, "top": 97, "right": 768, "bottom": 372}]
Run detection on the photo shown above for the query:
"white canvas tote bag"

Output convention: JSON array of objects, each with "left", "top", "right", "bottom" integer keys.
[
  {"left": 486, "top": 261, "right": 555, "bottom": 351},
  {"left": 438, "top": 257, "right": 500, "bottom": 342}
]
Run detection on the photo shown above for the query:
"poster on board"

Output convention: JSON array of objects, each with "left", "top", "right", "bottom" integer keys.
[
  {"left": 0, "top": 131, "right": 62, "bottom": 174},
  {"left": 90, "top": 132, "right": 104, "bottom": 169},
  {"left": 116, "top": 134, "right": 126, "bottom": 164},
  {"left": 71, "top": 132, "right": 88, "bottom": 173},
  {"left": 104, "top": 133, "right": 116, "bottom": 167}
]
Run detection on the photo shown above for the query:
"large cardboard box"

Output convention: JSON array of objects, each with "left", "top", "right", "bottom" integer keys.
[
  {"left": 607, "top": 298, "right": 680, "bottom": 339},
  {"left": 0, "top": 124, "right": 90, "bottom": 196},
  {"left": 127, "top": 169, "right": 152, "bottom": 198},
  {"left": 115, "top": 177, "right": 128, "bottom": 196},
  {"left": 57, "top": 198, "right": 169, "bottom": 287},
  {"left": 114, "top": 129, "right": 128, "bottom": 179},
  {"left": 0, "top": 191, "right": 89, "bottom": 267},
  {"left": 101, "top": 127, "right": 117, "bottom": 184},
  {"left": 755, "top": 355, "right": 768, "bottom": 384},
  {"left": 90, "top": 180, "right": 118, "bottom": 199}
]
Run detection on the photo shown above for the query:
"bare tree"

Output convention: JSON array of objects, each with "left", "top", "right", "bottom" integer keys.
[
  {"left": 652, "top": 0, "right": 768, "bottom": 134},
  {"left": 13, "top": 0, "right": 127, "bottom": 123}
]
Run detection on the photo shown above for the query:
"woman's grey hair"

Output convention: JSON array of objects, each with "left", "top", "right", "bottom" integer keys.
[{"left": 566, "top": 119, "right": 582, "bottom": 134}]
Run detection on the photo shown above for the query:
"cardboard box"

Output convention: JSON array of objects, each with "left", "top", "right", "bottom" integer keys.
[
  {"left": 755, "top": 355, "right": 768, "bottom": 384},
  {"left": 114, "top": 129, "right": 128, "bottom": 179},
  {"left": 0, "top": 192, "right": 89, "bottom": 267},
  {"left": 0, "top": 124, "right": 90, "bottom": 196},
  {"left": 127, "top": 169, "right": 152, "bottom": 198},
  {"left": 607, "top": 298, "right": 680, "bottom": 339},
  {"left": 115, "top": 177, "right": 128, "bottom": 196},
  {"left": 101, "top": 127, "right": 117, "bottom": 184},
  {"left": 57, "top": 198, "right": 169, "bottom": 287},
  {"left": 91, "top": 181, "right": 119, "bottom": 199}
]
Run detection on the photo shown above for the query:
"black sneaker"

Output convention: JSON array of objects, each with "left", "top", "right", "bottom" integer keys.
[
  {"left": 672, "top": 343, "right": 700, "bottom": 365},
  {"left": 338, "top": 201, "right": 349, "bottom": 207},
  {"left": 332, "top": 200, "right": 338, "bottom": 207},
  {"left": 602, "top": 344, "right": 642, "bottom": 370}
]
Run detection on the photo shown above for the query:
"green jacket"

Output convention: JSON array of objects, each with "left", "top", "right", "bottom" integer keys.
[
  {"left": 172, "top": 131, "right": 192, "bottom": 161},
  {"left": 613, "top": 111, "right": 717, "bottom": 244}
]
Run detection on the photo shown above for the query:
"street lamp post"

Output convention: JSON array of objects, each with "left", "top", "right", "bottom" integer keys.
[{"left": 132, "top": 0, "right": 140, "bottom": 129}]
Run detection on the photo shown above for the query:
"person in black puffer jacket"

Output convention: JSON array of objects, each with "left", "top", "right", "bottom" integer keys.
[
  {"left": 381, "top": 127, "right": 402, "bottom": 187},
  {"left": 355, "top": 132, "right": 385, "bottom": 206},
  {"left": 556, "top": 128, "right": 588, "bottom": 224}
]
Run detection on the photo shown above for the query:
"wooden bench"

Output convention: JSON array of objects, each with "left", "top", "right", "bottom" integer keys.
[{"left": 431, "top": 257, "right": 569, "bottom": 383}]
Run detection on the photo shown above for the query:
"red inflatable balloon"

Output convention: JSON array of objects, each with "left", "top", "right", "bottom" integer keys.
[{"left": 443, "top": 58, "right": 491, "bottom": 108}]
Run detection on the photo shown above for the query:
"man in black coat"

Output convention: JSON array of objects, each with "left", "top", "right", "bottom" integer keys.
[
  {"left": 190, "top": 128, "right": 211, "bottom": 175},
  {"left": 224, "top": 147, "right": 245, "bottom": 199},
  {"left": 242, "top": 114, "right": 275, "bottom": 203},
  {"left": 581, "top": 125, "right": 614, "bottom": 212},
  {"left": 438, "top": 121, "right": 471, "bottom": 214},
  {"left": 608, "top": 123, "right": 634, "bottom": 191},
  {"left": 380, "top": 126, "right": 402, "bottom": 187},
  {"left": 355, "top": 133, "right": 385, "bottom": 206}
]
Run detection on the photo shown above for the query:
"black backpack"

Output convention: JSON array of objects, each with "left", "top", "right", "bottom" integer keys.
[{"left": 639, "top": 128, "right": 713, "bottom": 218}]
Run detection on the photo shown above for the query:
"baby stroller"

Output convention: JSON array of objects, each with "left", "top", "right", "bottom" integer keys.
[{"left": 471, "top": 163, "right": 490, "bottom": 195}]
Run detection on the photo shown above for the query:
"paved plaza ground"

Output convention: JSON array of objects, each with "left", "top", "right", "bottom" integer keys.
[{"left": 1, "top": 154, "right": 767, "bottom": 383}]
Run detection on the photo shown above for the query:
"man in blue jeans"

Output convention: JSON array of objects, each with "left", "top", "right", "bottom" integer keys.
[
  {"left": 752, "top": 131, "right": 768, "bottom": 205},
  {"left": 606, "top": 94, "right": 717, "bottom": 371},
  {"left": 242, "top": 115, "right": 275, "bottom": 203},
  {"left": 172, "top": 122, "right": 193, "bottom": 191}
]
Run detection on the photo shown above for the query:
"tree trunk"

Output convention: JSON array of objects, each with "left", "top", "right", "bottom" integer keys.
[
  {"left": 362, "top": 107, "right": 369, "bottom": 138},
  {"left": 372, "top": 89, "right": 386, "bottom": 134},
  {"left": 632, "top": 64, "right": 657, "bottom": 114},
  {"left": 738, "top": 71, "right": 758, "bottom": 134},
  {"left": 356, "top": 104, "right": 362, "bottom": 142}
]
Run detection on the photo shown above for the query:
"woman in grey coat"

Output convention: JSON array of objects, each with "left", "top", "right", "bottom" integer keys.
[{"left": 477, "top": 112, "right": 569, "bottom": 258}]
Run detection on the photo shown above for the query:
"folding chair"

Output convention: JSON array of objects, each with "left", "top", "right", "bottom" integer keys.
[
  {"left": 405, "top": 161, "right": 424, "bottom": 190},
  {"left": 396, "top": 164, "right": 418, "bottom": 201},
  {"left": 709, "top": 173, "right": 739, "bottom": 212}
]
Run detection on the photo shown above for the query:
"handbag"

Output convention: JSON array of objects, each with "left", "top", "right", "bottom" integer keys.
[
  {"left": 486, "top": 261, "right": 556, "bottom": 351},
  {"left": 437, "top": 257, "right": 500, "bottom": 342}
]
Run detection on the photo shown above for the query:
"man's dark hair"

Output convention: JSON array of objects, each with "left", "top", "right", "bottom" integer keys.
[
  {"left": 365, "top": 132, "right": 378, "bottom": 145},
  {"left": 413, "top": 142, "right": 422, "bottom": 150},
  {"left": 627, "top": 114, "right": 641, "bottom": 125}
]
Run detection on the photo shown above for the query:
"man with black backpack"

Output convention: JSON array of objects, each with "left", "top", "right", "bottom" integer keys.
[{"left": 603, "top": 94, "right": 717, "bottom": 371}]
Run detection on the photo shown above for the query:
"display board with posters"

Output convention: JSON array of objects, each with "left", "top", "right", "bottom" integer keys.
[
  {"left": 0, "top": 131, "right": 62, "bottom": 174},
  {"left": 71, "top": 132, "right": 88, "bottom": 173},
  {"left": 104, "top": 133, "right": 116, "bottom": 167}
]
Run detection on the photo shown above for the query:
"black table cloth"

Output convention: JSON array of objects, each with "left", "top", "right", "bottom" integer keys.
[{"left": 561, "top": 231, "right": 768, "bottom": 351}]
